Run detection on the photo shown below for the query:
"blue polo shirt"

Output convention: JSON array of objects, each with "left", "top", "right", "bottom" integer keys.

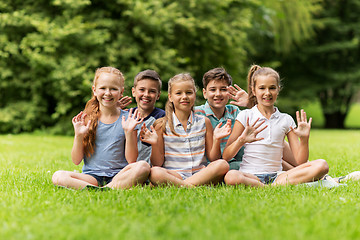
[{"left": 195, "top": 101, "right": 244, "bottom": 169}]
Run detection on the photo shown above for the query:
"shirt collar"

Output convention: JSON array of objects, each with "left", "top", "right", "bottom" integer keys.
[
  {"left": 204, "top": 101, "right": 231, "bottom": 120},
  {"left": 172, "top": 111, "right": 194, "bottom": 127},
  {"left": 252, "top": 105, "right": 280, "bottom": 120}
]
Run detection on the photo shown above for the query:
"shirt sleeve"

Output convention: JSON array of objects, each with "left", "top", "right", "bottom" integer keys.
[
  {"left": 286, "top": 114, "right": 297, "bottom": 134},
  {"left": 235, "top": 109, "right": 248, "bottom": 127}
]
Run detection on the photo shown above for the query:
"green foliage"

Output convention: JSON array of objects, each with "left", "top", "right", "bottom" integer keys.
[
  {"left": 279, "top": 0, "right": 360, "bottom": 128},
  {"left": 0, "top": 0, "right": 263, "bottom": 134}
]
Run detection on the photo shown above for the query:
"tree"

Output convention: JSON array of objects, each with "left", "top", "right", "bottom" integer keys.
[
  {"left": 279, "top": 0, "right": 360, "bottom": 128},
  {"left": 0, "top": 0, "right": 259, "bottom": 133}
]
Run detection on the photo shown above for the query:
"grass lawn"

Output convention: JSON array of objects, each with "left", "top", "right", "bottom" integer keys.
[{"left": 1, "top": 131, "right": 360, "bottom": 240}]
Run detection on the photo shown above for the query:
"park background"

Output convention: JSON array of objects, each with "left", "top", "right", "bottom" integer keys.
[
  {"left": 1, "top": 0, "right": 360, "bottom": 134},
  {"left": 1, "top": 0, "right": 360, "bottom": 240}
]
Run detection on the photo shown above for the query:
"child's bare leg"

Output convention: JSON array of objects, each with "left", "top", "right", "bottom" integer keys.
[
  {"left": 224, "top": 170, "right": 264, "bottom": 187},
  {"left": 52, "top": 170, "right": 98, "bottom": 189},
  {"left": 149, "top": 166, "right": 192, "bottom": 187},
  {"left": 106, "top": 161, "right": 150, "bottom": 189},
  {"left": 273, "top": 159, "right": 329, "bottom": 186},
  {"left": 184, "top": 160, "right": 229, "bottom": 186}
]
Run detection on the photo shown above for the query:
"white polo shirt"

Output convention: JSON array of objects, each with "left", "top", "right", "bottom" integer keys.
[{"left": 236, "top": 105, "right": 296, "bottom": 174}]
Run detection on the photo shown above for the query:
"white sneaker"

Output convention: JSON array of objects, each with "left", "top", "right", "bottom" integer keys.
[{"left": 338, "top": 171, "right": 360, "bottom": 183}]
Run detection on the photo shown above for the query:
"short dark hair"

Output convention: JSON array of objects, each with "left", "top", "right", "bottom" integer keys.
[
  {"left": 202, "top": 67, "right": 233, "bottom": 89},
  {"left": 134, "top": 69, "right": 162, "bottom": 91}
]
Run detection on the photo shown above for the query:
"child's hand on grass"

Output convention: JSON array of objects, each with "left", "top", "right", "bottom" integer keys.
[
  {"left": 140, "top": 124, "right": 158, "bottom": 145},
  {"left": 227, "top": 84, "right": 248, "bottom": 107},
  {"left": 291, "top": 109, "right": 312, "bottom": 141},
  {"left": 214, "top": 119, "right": 232, "bottom": 140}
]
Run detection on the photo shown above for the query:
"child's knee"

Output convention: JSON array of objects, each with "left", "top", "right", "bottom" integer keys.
[
  {"left": 52, "top": 170, "right": 67, "bottom": 185},
  {"left": 135, "top": 161, "right": 151, "bottom": 175},
  {"left": 149, "top": 166, "right": 164, "bottom": 182},
  {"left": 314, "top": 159, "right": 329, "bottom": 175},
  {"left": 212, "top": 159, "right": 230, "bottom": 175},
  {"left": 224, "top": 170, "right": 241, "bottom": 185}
]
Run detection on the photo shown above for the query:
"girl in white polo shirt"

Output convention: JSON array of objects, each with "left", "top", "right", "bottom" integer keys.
[{"left": 223, "top": 65, "right": 329, "bottom": 187}]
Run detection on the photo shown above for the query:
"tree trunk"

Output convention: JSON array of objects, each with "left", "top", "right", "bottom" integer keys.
[{"left": 323, "top": 112, "right": 346, "bottom": 129}]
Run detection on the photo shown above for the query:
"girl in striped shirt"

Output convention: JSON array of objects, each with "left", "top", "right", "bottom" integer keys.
[{"left": 140, "top": 73, "right": 231, "bottom": 187}]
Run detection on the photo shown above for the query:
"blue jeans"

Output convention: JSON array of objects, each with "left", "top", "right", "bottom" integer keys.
[
  {"left": 255, "top": 173, "right": 278, "bottom": 185},
  {"left": 87, "top": 174, "right": 113, "bottom": 187}
]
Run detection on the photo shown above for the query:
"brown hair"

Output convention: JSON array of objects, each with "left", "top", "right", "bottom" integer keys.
[
  {"left": 154, "top": 73, "right": 196, "bottom": 136},
  {"left": 134, "top": 69, "right": 162, "bottom": 91},
  {"left": 247, "top": 65, "right": 281, "bottom": 108},
  {"left": 202, "top": 67, "right": 233, "bottom": 89},
  {"left": 82, "top": 67, "right": 125, "bottom": 157}
]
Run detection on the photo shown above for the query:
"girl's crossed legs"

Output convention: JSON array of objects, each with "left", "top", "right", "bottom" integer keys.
[
  {"left": 225, "top": 159, "right": 329, "bottom": 187},
  {"left": 150, "top": 159, "right": 229, "bottom": 187},
  {"left": 52, "top": 161, "right": 150, "bottom": 190}
]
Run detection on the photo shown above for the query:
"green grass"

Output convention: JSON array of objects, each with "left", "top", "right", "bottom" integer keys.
[{"left": 1, "top": 132, "right": 360, "bottom": 240}]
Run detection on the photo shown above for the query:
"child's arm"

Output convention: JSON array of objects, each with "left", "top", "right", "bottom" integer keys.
[
  {"left": 140, "top": 123, "right": 165, "bottom": 166},
  {"left": 223, "top": 118, "right": 266, "bottom": 161},
  {"left": 227, "top": 84, "right": 249, "bottom": 107},
  {"left": 287, "top": 110, "right": 312, "bottom": 165},
  {"left": 71, "top": 112, "right": 90, "bottom": 165},
  {"left": 122, "top": 108, "right": 144, "bottom": 163},
  {"left": 205, "top": 119, "right": 232, "bottom": 161}
]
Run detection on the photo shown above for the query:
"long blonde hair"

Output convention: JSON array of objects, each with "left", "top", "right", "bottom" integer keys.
[
  {"left": 247, "top": 65, "right": 281, "bottom": 108},
  {"left": 154, "top": 73, "right": 196, "bottom": 136},
  {"left": 83, "top": 67, "right": 125, "bottom": 157}
]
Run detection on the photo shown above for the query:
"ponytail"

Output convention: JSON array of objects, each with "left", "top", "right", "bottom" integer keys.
[
  {"left": 83, "top": 96, "right": 100, "bottom": 157},
  {"left": 247, "top": 65, "right": 261, "bottom": 108}
]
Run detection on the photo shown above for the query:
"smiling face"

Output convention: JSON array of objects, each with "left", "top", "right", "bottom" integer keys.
[
  {"left": 252, "top": 75, "right": 279, "bottom": 108},
  {"left": 132, "top": 79, "right": 160, "bottom": 115},
  {"left": 169, "top": 80, "right": 196, "bottom": 113},
  {"left": 203, "top": 79, "right": 230, "bottom": 110},
  {"left": 92, "top": 72, "right": 124, "bottom": 110}
]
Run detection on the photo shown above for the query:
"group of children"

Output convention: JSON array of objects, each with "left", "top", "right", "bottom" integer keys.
[{"left": 52, "top": 65, "right": 352, "bottom": 190}]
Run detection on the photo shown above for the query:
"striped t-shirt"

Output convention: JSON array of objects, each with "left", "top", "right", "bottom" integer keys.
[{"left": 163, "top": 112, "right": 207, "bottom": 179}]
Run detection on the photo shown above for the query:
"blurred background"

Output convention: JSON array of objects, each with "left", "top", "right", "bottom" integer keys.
[{"left": 0, "top": 0, "right": 359, "bottom": 134}]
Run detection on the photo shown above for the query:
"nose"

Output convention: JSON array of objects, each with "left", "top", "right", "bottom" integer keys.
[
  {"left": 144, "top": 90, "right": 149, "bottom": 97},
  {"left": 215, "top": 89, "right": 221, "bottom": 96},
  {"left": 181, "top": 93, "right": 188, "bottom": 99}
]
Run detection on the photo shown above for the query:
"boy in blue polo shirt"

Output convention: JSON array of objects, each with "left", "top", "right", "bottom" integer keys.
[{"left": 195, "top": 68, "right": 248, "bottom": 170}]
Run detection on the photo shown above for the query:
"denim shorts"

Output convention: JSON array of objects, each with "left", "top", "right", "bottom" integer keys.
[
  {"left": 87, "top": 174, "right": 113, "bottom": 187},
  {"left": 255, "top": 172, "right": 278, "bottom": 185}
]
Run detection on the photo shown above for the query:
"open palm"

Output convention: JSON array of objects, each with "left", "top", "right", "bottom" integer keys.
[
  {"left": 213, "top": 120, "right": 232, "bottom": 140},
  {"left": 291, "top": 109, "right": 312, "bottom": 140},
  {"left": 72, "top": 111, "right": 90, "bottom": 136},
  {"left": 240, "top": 118, "right": 267, "bottom": 143}
]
